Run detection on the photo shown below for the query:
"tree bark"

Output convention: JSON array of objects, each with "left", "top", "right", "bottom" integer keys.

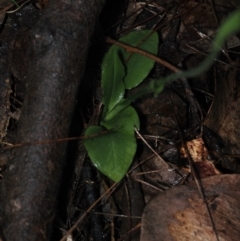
[{"left": 1, "top": 0, "right": 105, "bottom": 240}]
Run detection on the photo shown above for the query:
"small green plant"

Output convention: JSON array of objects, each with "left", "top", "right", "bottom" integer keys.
[
  {"left": 84, "top": 30, "right": 159, "bottom": 182},
  {"left": 84, "top": 9, "right": 240, "bottom": 182}
]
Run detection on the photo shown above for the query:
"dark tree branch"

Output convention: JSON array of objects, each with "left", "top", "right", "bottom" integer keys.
[{"left": 1, "top": 0, "right": 105, "bottom": 240}]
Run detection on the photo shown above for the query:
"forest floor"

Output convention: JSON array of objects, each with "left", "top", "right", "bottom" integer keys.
[{"left": 1, "top": 0, "right": 240, "bottom": 241}]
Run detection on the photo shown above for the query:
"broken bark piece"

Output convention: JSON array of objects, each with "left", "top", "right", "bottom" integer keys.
[{"left": 1, "top": 0, "right": 105, "bottom": 240}]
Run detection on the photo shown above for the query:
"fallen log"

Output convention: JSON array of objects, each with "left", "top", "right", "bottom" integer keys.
[{"left": 1, "top": 0, "right": 105, "bottom": 240}]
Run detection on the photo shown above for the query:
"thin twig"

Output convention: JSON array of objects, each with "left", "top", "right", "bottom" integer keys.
[
  {"left": 106, "top": 37, "right": 180, "bottom": 73},
  {"left": 131, "top": 177, "right": 165, "bottom": 191},
  {"left": 134, "top": 127, "right": 171, "bottom": 167},
  {"left": 59, "top": 182, "right": 118, "bottom": 241},
  {"left": 116, "top": 222, "right": 141, "bottom": 241},
  {"left": 7, "top": 0, "right": 31, "bottom": 13},
  {"left": 2, "top": 126, "right": 114, "bottom": 151}
]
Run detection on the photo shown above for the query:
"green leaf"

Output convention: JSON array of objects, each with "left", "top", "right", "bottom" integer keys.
[
  {"left": 84, "top": 106, "right": 139, "bottom": 182},
  {"left": 119, "top": 30, "right": 159, "bottom": 89},
  {"left": 101, "top": 105, "right": 140, "bottom": 130},
  {"left": 103, "top": 85, "right": 152, "bottom": 122},
  {"left": 101, "top": 48, "right": 126, "bottom": 115}
]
